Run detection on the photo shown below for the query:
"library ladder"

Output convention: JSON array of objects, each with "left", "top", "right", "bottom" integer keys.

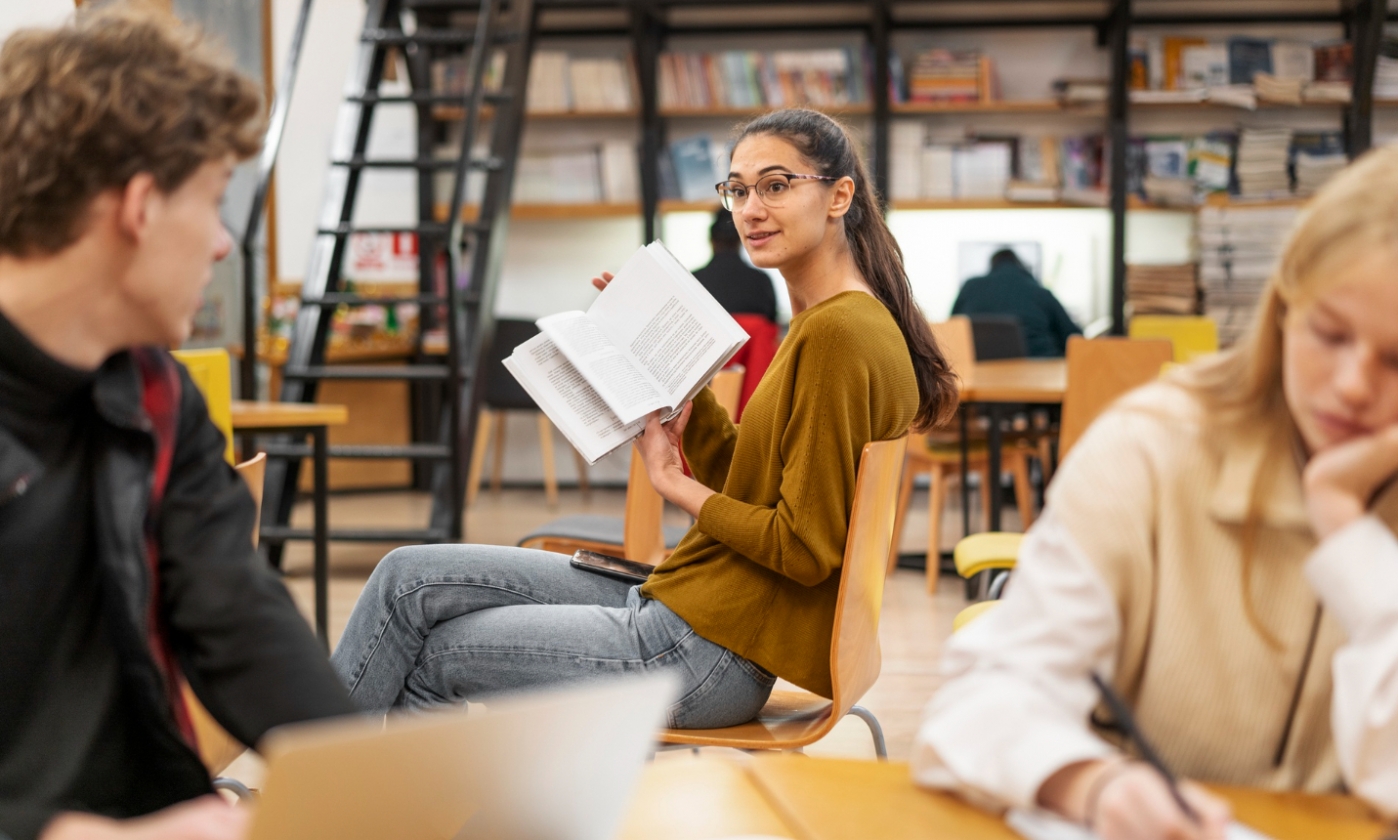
[{"left": 260, "top": 0, "right": 537, "bottom": 561}]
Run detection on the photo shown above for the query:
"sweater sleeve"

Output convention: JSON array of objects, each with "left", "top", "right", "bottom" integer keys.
[
  {"left": 682, "top": 387, "right": 738, "bottom": 493},
  {"left": 693, "top": 322, "right": 869, "bottom": 586},
  {"left": 1305, "top": 515, "right": 1398, "bottom": 818},
  {"left": 158, "top": 366, "right": 356, "bottom": 748}
]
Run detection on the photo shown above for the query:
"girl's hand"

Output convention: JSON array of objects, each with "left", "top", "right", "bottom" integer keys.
[
  {"left": 43, "top": 797, "right": 250, "bottom": 840},
  {"left": 1302, "top": 425, "right": 1398, "bottom": 539},
  {"left": 590, "top": 271, "right": 615, "bottom": 293},
  {"left": 1039, "top": 760, "right": 1229, "bottom": 840},
  {"left": 635, "top": 403, "right": 692, "bottom": 492}
]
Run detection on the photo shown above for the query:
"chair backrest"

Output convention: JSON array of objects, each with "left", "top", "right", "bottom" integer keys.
[
  {"left": 929, "top": 316, "right": 976, "bottom": 386},
  {"left": 484, "top": 319, "right": 542, "bottom": 410},
  {"left": 1128, "top": 315, "right": 1219, "bottom": 363},
  {"left": 171, "top": 348, "right": 235, "bottom": 464},
  {"left": 968, "top": 315, "right": 1026, "bottom": 361},
  {"left": 235, "top": 452, "right": 267, "bottom": 547},
  {"left": 1058, "top": 336, "right": 1173, "bottom": 459},
  {"left": 829, "top": 437, "right": 907, "bottom": 718},
  {"left": 710, "top": 367, "right": 744, "bottom": 419}
]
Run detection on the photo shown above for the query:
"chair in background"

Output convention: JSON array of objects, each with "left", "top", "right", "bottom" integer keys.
[
  {"left": 1058, "top": 335, "right": 1174, "bottom": 459},
  {"left": 517, "top": 369, "right": 744, "bottom": 564},
  {"left": 182, "top": 452, "right": 266, "bottom": 778},
  {"left": 967, "top": 315, "right": 1027, "bottom": 361},
  {"left": 728, "top": 314, "right": 780, "bottom": 420},
  {"left": 657, "top": 437, "right": 907, "bottom": 760},
  {"left": 1128, "top": 315, "right": 1219, "bottom": 363},
  {"left": 466, "top": 319, "right": 589, "bottom": 508},
  {"left": 171, "top": 348, "right": 235, "bottom": 464},
  {"left": 888, "top": 317, "right": 1036, "bottom": 593}
]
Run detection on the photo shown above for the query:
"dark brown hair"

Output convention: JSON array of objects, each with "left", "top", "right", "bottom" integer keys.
[
  {"left": 0, "top": 1, "right": 264, "bottom": 257},
  {"left": 734, "top": 108, "right": 958, "bottom": 431}
]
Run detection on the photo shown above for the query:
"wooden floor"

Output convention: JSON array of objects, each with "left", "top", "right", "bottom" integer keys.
[{"left": 272, "top": 482, "right": 1018, "bottom": 763}]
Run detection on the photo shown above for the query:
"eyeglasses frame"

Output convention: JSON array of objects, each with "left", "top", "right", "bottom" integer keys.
[{"left": 714, "top": 172, "right": 840, "bottom": 211}]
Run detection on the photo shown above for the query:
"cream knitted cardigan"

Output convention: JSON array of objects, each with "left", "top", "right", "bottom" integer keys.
[{"left": 914, "top": 380, "right": 1398, "bottom": 815}]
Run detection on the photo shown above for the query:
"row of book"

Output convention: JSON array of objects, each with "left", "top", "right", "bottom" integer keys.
[
  {"left": 1127, "top": 129, "right": 1346, "bottom": 204},
  {"left": 1198, "top": 205, "right": 1298, "bottom": 346},
  {"left": 512, "top": 142, "right": 641, "bottom": 205},
  {"left": 889, "top": 124, "right": 1105, "bottom": 203},
  {"left": 431, "top": 51, "right": 636, "bottom": 114},
  {"left": 656, "top": 48, "right": 870, "bottom": 111},
  {"left": 1129, "top": 35, "right": 1351, "bottom": 91}
]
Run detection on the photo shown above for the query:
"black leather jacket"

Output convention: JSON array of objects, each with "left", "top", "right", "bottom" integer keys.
[{"left": 0, "top": 349, "right": 355, "bottom": 838}]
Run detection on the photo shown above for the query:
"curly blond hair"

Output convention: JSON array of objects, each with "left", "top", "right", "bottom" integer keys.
[{"left": 0, "top": 1, "right": 264, "bottom": 257}]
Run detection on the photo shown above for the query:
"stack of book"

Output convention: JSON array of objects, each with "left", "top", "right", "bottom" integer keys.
[
  {"left": 1291, "top": 131, "right": 1347, "bottom": 196},
  {"left": 657, "top": 48, "right": 867, "bottom": 111},
  {"left": 904, "top": 49, "right": 991, "bottom": 104},
  {"left": 1127, "top": 264, "right": 1199, "bottom": 315},
  {"left": 525, "top": 51, "right": 635, "bottom": 113},
  {"left": 1234, "top": 128, "right": 1293, "bottom": 197},
  {"left": 1375, "top": 36, "right": 1398, "bottom": 100},
  {"left": 1197, "top": 205, "right": 1298, "bottom": 345}
]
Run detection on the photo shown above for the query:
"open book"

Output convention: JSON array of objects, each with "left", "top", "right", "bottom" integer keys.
[{"left": 504, "top": 241, "right": 750, "bottom": 464}]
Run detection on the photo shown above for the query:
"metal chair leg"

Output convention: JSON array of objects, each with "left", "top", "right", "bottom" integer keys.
[
  {"left": 848, "top": 705, "right": 887, "bottom": 760},
  {"left": 212, "top": 777, "right": 255, "bottom": 802}
]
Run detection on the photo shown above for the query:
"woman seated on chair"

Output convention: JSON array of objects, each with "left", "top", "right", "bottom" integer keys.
[
  {"left": 329, "top": 109, "right": 956, "bottom": 727},
  {"left": 914, "top": 145, "right": 1398, "bottom": 838}
]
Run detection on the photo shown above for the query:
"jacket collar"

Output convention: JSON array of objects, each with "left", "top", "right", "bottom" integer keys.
[
  {"left": 91, "top": 351, "right": 152, "bottom": 434},
  {"left": 1208, "top": 415, "right": 1311, "bottom": 532}
]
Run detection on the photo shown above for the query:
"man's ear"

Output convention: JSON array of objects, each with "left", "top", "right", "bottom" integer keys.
[
  {"left": 115, "top": 173, "right": 159, "bottom": 243},
  {"left": 827, "top": 176, "right": 856, "bottom": 219}
]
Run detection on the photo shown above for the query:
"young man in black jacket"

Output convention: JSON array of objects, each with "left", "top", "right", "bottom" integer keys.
[{"left": 0, "top": 7, "right": 355, "bottom": 839}]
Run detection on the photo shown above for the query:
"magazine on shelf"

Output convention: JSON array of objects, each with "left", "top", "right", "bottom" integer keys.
[{"left": 503, "top": 242, "right": 750, "bottom": 464}]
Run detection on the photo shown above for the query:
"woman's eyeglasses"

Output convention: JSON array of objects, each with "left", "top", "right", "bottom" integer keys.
[{"left": 715, "top": 172, "right": 837, "bottom": 211}]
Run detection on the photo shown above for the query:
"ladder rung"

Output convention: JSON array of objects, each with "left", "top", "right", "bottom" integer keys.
[
  {"left": 361, "top": 29, "right": 521, "bottom": 47},
  {"left": 330, "top": 156, "right": 502, "bottom": 171},
  {"left": 262, "top": 442, "right": 452, "bottom": 460},
  {"left": 260, "top": 526, "right": 452, "bottom": 543},
  {"left": 318, "top": 223, "right": 451, "bottom": 237},
  {"left": 300, "top": 293, "right": 447, "bottom": 307},
  {"left": 283, "top": 365, "right": 452, "bottom": 382}
]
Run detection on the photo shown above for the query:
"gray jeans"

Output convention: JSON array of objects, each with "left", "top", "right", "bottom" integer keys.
[{"left": 329, "top": 545, "right": 775, "bottom": 728}]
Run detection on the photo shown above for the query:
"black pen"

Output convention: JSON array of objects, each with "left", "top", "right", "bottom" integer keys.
[{"left": 1090, "top": 671, "right": 1201, "bottom": 825}]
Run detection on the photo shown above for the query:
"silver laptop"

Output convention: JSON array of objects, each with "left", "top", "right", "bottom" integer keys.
[{"left": 246, "top": 675, "right": 676, "bottom": 840}]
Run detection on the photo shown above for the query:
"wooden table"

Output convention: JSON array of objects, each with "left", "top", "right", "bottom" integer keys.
[
  {"left": 619, "top": 755, "right": 1389, "bottom": 840},
  {"left": 960, "top": 359, "right": 1068, "bottom": 532},
  {"left": 230, "top": 401, "right": 349, "bottom": 646}
]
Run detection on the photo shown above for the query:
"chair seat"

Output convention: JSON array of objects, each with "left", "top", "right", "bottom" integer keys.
[
  {"left": 517, "top": 514, "right": 689, "bottom": 551},
  {"left": 954, "top": 532, "right": 1023, "bottom": 578},
  {"left": 658, "top": 689, "right": 836, "bottom": 750},
  {"left": 953, "top": 600, "right": 1000, "bottom": 632}
]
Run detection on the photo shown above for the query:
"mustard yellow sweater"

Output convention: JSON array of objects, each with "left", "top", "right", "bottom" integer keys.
[{"left": 641, "top": 291, "right": 917, "bottom": 698}]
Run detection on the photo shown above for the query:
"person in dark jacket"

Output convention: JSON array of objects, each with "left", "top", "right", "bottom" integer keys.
[
  {"left": 952, "top": 249, "right": 1082, "bottom": 357},
  {"left": 0, "top": 8, "right": 355, "bottom": 840},
  {"left": 693, "top": 209, "right": 779, "bottom": 323}
]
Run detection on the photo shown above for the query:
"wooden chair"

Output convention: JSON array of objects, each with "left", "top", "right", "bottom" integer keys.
[
  {"left": 518, "top": 369, "right": 744, "bottom": 564},
  {"left": 887, "top": 317, "right": 1036, "bottom": 593},
  {"left": 1058, "top": 335, "right": 1174, "bottom": 459},
  {"left": 182, "top": 452, "right": 266, "bottom": 777},
  {"left": 656, "top": 437, "right": 907, "bottom": 759}
]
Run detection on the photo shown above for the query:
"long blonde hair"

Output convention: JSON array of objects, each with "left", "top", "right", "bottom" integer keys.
[{"left": 1176, "top": 145, "right": 1398, "bottom": 647}]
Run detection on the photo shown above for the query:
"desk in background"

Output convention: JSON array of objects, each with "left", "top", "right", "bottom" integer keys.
[{"left": 619, "top": 755, "right": 1387, "bottom": 840}]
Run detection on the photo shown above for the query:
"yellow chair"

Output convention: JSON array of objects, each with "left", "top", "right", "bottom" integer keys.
[
  {"left": 952, "top": 600, "right": 999, "bottom": 633},
  {"left": 656, "top": 437, "right": 907, "bottom": 760},
  {"left": 1128, "top": 315, "right": 1218, "bottom": 364},
  {"left": 171, "top": 348, "right": 235, "bottom": 465}
]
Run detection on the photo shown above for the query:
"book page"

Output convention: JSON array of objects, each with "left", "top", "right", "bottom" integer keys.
[
  {"left": 537, "top": 310, "right": 670, "bottom": 424},
  {"left": 503, "top": 334, "right": 645, "bottom": 465},
  {"left": 585, "top": 243, "right": 748, "bottom": 410}
]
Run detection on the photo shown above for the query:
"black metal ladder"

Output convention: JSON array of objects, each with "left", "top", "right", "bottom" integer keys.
[{"left": 260, "top": 0, "right": 536, "bottom": 561}]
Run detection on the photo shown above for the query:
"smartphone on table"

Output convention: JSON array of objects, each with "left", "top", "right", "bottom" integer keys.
[{"left": 569, "top": 550, "right": 656, "bottom": 584}]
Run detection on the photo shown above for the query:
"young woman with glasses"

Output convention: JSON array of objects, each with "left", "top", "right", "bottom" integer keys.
[
  {"left": 916, "top": 145, "right": 1398, "bottom": 838},
  {"left": 329, "top": 108, "right": 955, "bottom": 727}
]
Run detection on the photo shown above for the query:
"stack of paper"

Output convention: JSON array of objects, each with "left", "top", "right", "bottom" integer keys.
[
  {"left": 1128, "top": 264, "right": 1199, "bottom": 315},
  {"left": 1235, "top": 128, "right": 1293, "bottom": 197},
  {"left": 1375, "top": 36, "right": 1398, "bottom": 100},
  {"left": 954, "top": 142, "right": 1012, "bottom": 199},
  {"left": 1254, "top": 72, "right": 1303, "bottom": 105},
  {"left": 1291, "top": 131, "right": 1347, "bottom": 196},
  {"left": 1197, "top": 205, "right": 1298, "bottom": 345}
]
